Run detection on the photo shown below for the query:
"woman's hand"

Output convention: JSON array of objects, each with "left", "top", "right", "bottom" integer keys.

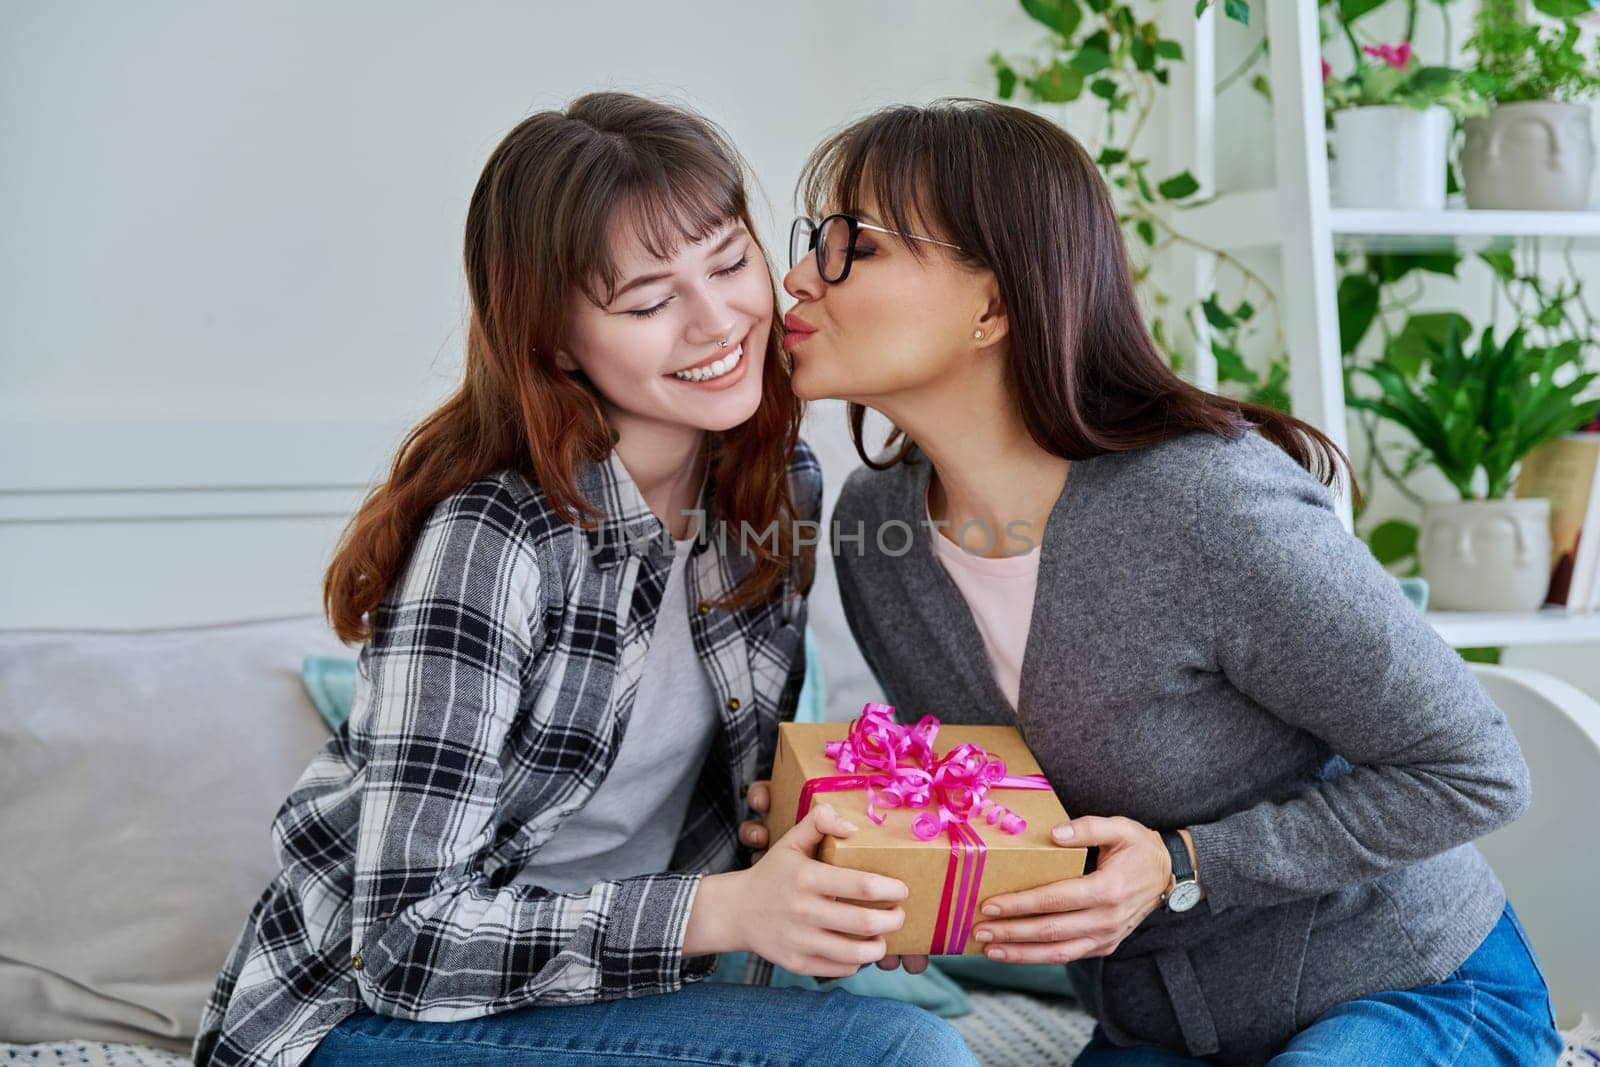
[
  {"left": 969, "top": 816, "right": 1179, "bottom": 964},
  {"left": 728, "top": 795, "right": 910, "bottom": 978},
  {"left": 740, "top": 779, "right": 931, "bottom": 975}
]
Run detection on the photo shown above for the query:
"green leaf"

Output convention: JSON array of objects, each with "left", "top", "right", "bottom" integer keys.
[
  {"left": 1020, "top": 0, "right": 1083, "bottom": 37},
  {"left": 1479, "top": 250, "right": 1517, "bottom": 282},
  {"left": 1157, "top": 171, "right": 1201, "bottom": 199},
  {"left": 1156, "top": 39, "right": 1184, "bottom": 61},
  {"left": 992, "top": 54, "right": 1019, "bottom": 100},
  {"left": 1223, "top": 0, "right": 1250, "bottom": 24},
  {"left": 1370, "top": 252, "right": 1460, "bottom": 285},
  {"left": 1029, "top": 61, "right": 1086, "bottom": 102},
  {"left": 1097, "top": 147, "right": 1127, "bottom": 166},
  {"left": 1532, "top": 0, "right": 1594, "bottom": 16},
  {"left": 1390, "top": 312, "right": 1474, "bottom": 379},
  {"left": 1235, "top": 299, "right": 1255, "bottom": 322},
  {"left": 1338, "top": 0, "right": 1386, "bottom": 19},
  {"left": 997, "top": 69, "right": 1018, "bottom": 99},
  {"left": 1248, "top": 359, "right": 1292, "bottom": 413},
  {"left": 1074, "top": 45, "right": 1113, "bottom": 75},
  {"left": 1366, "top": 519, "right": 1419, "bottom": 565},
  {"left": 1201, "top": 293, "right": 1234, "bottom": 330},
  {"left": 1337, "top": 274, "right": 1379, "bottom": 354},
  {"left": 1212, "top": 342, "right": 1255, "bottom": 384},
  {"left": 1091, "top": 76, "right": 1120, "bottom": 100},
  {"left": 1408, "top": 66, "right": 1457, "bottom": 93},
  {"left": 1136, "top": 218, "right": 1156, "bottom": 245}
]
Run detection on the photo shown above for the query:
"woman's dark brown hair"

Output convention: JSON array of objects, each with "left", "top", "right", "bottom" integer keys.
[
  {"left": 797, "top": 97, "right": 1360, "bottom": 507},
  {"left": 325, "top": 92, "right": 810, "bottom": 643}
]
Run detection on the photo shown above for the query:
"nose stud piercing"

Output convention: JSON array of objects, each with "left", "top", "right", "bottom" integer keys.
[{"left": 717, "top": 338, "right": 729, "bottom": 348}]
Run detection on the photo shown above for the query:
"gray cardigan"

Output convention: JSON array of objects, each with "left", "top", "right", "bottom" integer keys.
[{"left": 831, "top": 429, "right": 1532, "bottom": 1065}]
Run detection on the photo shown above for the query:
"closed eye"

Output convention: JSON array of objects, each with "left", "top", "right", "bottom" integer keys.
[{"left": 629, "top": 255, "right": 751, "bottom": 319}]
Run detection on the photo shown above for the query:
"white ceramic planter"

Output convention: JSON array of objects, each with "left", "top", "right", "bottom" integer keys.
[
  {"left": 1330, "top": 105, "right": 1450, "bottom": 211},
  {"left": 1418, "top": 497, "right": 1552, "bottom": 612},
  {"left": 1461, "top": 101, "right": 1596, "bottom": 211}
]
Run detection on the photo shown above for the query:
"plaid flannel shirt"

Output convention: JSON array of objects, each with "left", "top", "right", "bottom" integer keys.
[{"left": 192, "top": 439, "right": 819, "bottom": 1066}]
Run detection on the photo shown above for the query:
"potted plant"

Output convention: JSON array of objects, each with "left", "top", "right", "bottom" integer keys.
[
  {"left": 1323, "top": 38, "right": 1485, "bottom": 210},
  {"left": 1348, "top": 317, "right": 1600, "bottom": 611},
  {"left": 1461, "top": 0, "right": 1600, "bottom": 210}
]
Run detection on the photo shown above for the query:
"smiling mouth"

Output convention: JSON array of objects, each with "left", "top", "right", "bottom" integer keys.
[{"left": 670, "top": 337, "right": 746, "bottom": 382}]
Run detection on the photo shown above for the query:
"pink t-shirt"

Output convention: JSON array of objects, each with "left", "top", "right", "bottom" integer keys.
[{"left": 925, "top": 485, "right": 1040, "bottom": 712}]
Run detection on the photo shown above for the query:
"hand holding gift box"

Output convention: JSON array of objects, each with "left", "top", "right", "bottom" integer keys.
[{"left": 761, "top": 703, "right": 1089, "bottom": 956}]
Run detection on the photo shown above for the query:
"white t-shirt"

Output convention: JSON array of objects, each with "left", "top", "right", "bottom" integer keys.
[{"left": 510, "top": 534, "right": 720, "bottom": 893}]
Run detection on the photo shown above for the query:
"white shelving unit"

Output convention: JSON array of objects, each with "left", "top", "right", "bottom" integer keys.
[
  {"left": 1179, "top": 193, "right": 1600, "bottom": 254},
  {"left": 1428, "top": 607, "right": 1600, "bottom": 648},
  {"left": 1329, "top": 204, "right": 1600, "bottom": 251},
  {"left": 1161, "top": 1, "right": 1600, "bottom": 651}
]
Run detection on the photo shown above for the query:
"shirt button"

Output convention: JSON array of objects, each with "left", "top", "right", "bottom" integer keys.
[
  {"left": 351, "top": 955, "right": 364, "bottom": 971},
  {"left": 698, "top": 602, "right": 712, "bottom": 616},
  {"left": 727, "top": 697, "right": 741, "bottom": 711}
]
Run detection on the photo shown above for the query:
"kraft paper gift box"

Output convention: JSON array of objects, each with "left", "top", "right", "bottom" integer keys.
[{"left": 763, "top": 703, "right": 1088, "bottom": 956}]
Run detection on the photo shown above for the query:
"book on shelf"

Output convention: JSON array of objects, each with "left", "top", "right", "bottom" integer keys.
[{"left": 1514, "top": 433, "right": 1600, "bottom": 614}]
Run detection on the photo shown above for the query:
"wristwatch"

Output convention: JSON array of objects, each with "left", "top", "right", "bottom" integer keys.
[{"left": 1158, "top": 828, "right": 1203, "bottom": 913}]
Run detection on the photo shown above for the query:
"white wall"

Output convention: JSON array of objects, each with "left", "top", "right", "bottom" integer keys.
[
  {"left": 0, "top": 0, "right": 1061, "bottom": 721},
  {"left": 0, "top": 0, "right": 1052, "bottom": 423}
]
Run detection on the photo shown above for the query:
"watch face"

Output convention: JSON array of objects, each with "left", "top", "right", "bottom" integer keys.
[{"left": 1167, "top": 881, "right": 1203, "bottom": 912}]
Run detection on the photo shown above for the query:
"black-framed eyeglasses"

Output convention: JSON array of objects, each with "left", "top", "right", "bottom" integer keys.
[{"left": 789, "top": 213, "right": 965, "bottom": 284}]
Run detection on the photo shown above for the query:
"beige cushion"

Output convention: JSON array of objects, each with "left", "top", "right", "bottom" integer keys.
[{"left": 0, "top": 616, "right": 352, "bottom": 1051}]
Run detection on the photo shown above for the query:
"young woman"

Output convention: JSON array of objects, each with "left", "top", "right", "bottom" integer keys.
[
  {"left": 192, "top": 92, "right": 977, "bottom": 1067},
  {"left": 740, "top": 98, "right": 1565, "bottom": 1065}
]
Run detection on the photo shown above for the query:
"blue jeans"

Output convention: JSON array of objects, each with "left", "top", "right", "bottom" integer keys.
[
  {"left": 1072, "top": 900, "right": 1563, "bottom": 1066},
  {"left": 306, "top": 976, "right": 979, "bottom": 1067}
]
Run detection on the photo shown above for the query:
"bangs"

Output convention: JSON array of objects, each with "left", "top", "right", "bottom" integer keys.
[
  {"left": 579, "top": 147, "right": 745, "bottom": 307},
  {"left": 797, "top": 107, "right": 949, "bottom": 262}
]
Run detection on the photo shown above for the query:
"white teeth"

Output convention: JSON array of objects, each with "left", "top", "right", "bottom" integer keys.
[{"left": 672, "top": 344, "right": 743, "bottom": 382}]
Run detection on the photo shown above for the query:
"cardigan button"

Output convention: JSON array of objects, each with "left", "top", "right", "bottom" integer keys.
[
  {"left": 698, "top": 602, "right": 712, "bottom": 616},
  {"left": 351, "top": 955, "right": 364, "bottom": 971},
  {"left": 727, "top": 697, "right": 741, "bottom": 711}
]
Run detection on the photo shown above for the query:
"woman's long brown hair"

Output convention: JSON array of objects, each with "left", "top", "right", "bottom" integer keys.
[
  {"left": 797, "top": 98, "right": 1360, "bottom": 507},
  {"left": 325, "top": 92, "right": 810, "bottom": 643}
]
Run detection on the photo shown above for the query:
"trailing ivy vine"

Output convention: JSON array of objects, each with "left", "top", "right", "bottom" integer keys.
[{"left": 988, "top": 0, "right": 1291, "bottom": 412}]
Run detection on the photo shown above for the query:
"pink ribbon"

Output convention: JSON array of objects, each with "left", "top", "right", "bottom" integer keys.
[{"left": 794, "top": 702, "right": 1054, "bottom": 954}]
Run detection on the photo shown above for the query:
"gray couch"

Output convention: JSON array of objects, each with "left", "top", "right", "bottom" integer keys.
[{"left": 0, "top": 616, "right": 1093, "bottom": 1067}]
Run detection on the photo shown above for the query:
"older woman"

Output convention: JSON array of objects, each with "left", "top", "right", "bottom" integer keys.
[{"left": 740, "top": 97, "right": 1563, "bottom": 1066}]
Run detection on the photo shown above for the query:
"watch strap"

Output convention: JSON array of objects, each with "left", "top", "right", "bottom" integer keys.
[{"left": 1160, "top": 828, "right": 1195, "bottom": 884}]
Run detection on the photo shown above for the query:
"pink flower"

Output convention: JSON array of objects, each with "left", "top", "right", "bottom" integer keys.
[
  {"left": 1322, "top": 58, "right": 1332, "bottom": 83},
  {"left": 1361, "top": 41, "right": 1413, "bottom": 70}
]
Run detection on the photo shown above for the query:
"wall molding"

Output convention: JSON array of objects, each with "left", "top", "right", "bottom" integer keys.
[{"left": 2, "top": 418, "right": 411, "bottom": 628}]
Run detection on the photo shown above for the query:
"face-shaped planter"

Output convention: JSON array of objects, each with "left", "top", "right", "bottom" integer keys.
[
  {"left": 1461, "top": 101, "right": 1596, "bottom": 211},
  {"left": 1419, "top": 497, "right": 1553, "bottom": 612}
]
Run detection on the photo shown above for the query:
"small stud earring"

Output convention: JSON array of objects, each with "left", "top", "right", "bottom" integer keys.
[{"left": 973, "top": 329, "right": 984, "bottom": 340}]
